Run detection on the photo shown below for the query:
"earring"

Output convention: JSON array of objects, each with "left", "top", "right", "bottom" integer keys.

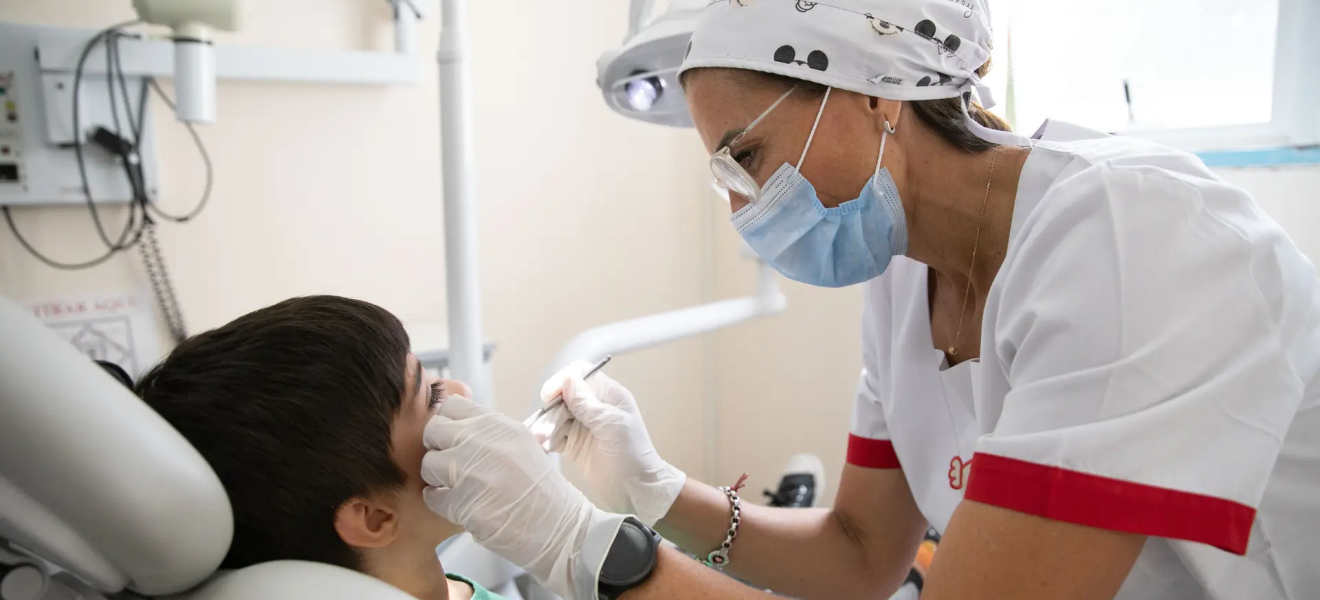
[{"left": 884, "top": 120, "right": 897, "bottom": 135}]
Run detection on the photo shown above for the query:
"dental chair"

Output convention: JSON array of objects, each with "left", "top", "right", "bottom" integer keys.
[{"left": 0, "top": 296, "right": 415, "bottom": 600}]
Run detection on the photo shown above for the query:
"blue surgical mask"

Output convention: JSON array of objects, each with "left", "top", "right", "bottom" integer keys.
[{"left": 731, "top": 88, "right": 908, "bottom": 288}]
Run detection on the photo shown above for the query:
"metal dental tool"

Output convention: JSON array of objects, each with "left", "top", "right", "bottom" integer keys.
[{"left": 524, "top": 355, "right": 612, "bottom": 450}]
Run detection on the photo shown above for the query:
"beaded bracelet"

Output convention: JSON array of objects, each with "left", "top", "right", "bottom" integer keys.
[{"left": 704, "top": 474, "right": 748, "bottom": 570}]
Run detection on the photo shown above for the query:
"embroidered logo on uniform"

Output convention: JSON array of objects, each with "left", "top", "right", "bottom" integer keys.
[{"left": 948, "top": 456, "right": 973, "bottom": 490}]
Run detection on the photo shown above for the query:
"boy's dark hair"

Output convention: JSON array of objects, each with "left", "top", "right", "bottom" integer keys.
[{"left": 135, "top": 296, "right": 412, "bottom": 571}]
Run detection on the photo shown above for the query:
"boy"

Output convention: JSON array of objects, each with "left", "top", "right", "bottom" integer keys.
[{"left": 135, "top": 295, "right": 500, "bottom": 600}]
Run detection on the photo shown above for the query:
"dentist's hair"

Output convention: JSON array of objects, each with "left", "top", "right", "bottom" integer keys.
[{"left": 136, "top": 295, "right": 411, "bottom": 571}]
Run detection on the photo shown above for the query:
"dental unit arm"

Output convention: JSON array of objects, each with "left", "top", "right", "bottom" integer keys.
[
  {"left": 544, "top": 260, "right": 785, "bottom": 379},
  {"left": 131, "top": 0, "right": 251, "bottom": 124}
]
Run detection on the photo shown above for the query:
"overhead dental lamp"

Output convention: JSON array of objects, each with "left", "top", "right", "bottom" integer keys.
[
  {"left": 132, "top": 0, "right": 251, "bottom": 124},
  {"left": 596, "top": 0, "right": 705, "bottom": 127}
]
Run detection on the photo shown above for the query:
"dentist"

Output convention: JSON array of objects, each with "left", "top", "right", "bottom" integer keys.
[{"left": 422, "top": 0, "right": 1320, "bottom": 598}]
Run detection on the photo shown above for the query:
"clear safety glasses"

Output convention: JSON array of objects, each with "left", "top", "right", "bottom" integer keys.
[{"left": 709, "top": 86, "right": 798, "bottom": 205}]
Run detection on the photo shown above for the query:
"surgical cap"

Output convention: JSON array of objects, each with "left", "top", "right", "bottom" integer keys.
[{"left": 679, "top": 0, "right": 1023, "bottom": 146}]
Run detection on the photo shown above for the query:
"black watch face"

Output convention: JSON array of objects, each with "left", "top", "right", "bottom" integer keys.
[{"left": 600, "top": 518, "right": 658, "bottom": 589}]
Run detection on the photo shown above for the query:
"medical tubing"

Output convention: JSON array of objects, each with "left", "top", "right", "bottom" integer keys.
[
  {"left": 143, "top": 78, "right": 214, "bottom": 223},
  {"left": 2, "top": 205, "right": 135, "bottom": 270},
  {"left": 72, "top": 20, "right": 144, "bottom": 251},
  {"left": 4, "top": 23, "right": 155, "bottom": 270}
]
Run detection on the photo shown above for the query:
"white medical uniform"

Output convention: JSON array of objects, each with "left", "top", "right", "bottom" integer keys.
[{"left": 848, "top": 121, "right": 1320, "bottom": 599}]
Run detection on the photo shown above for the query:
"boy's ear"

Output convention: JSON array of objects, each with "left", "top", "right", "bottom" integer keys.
[{"left": 334, "top": 495, "right": 401, "bottom": 549}]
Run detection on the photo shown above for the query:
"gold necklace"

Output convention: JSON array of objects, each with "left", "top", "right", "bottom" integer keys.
[{"left": 945, "top": 147, "right": 1000, "bottom": 357}]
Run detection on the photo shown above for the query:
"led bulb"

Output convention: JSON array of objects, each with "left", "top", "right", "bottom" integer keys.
[{"left": 624, "top": 71, "right": 664, "bottom": 112}]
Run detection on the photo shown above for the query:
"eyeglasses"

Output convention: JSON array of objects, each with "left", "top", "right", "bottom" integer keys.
[{"left": 709, "top": 86, "right": 798, "bottom": 205}]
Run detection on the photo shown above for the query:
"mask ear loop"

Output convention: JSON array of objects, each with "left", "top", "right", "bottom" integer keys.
[
  {"left": 795, "top": 87, "right": 833, "bottom": 170},
  {"left": 875, "top": 117, "right": 908, "bottom": 255},
  {"left": 877, "top": 120, "right": 896, "bottom": 173}
]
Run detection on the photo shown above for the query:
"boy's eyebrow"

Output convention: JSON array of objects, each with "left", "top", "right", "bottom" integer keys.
[{"left": 410, "top": 356, "right": 423, "bottom": 400}]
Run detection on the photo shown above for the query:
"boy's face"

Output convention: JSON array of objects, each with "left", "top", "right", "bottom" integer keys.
[
  {"left": 333, "top": 352, "right": 475, "bottom": 592},
  {"left": 386, "top": 354, "right": 470, "bottom": 547},
  {"left": 336, "top": 353, "right": 471, "bottom": 572}
]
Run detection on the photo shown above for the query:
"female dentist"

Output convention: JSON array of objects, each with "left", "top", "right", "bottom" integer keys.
[{"left": 421, "top": 0, "right": 1320, "bottom": 598}]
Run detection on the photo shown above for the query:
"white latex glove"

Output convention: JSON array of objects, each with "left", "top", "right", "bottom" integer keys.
[
  {"left": 540, "top": 361, "right": 687, "bottom": 527},
  {"left": 421, "top": 395, "right": 626, "bottom": 600}
]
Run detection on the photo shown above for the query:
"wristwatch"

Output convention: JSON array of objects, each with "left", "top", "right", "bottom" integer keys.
[{"left": 597, "top": 517, "right": 661, "bottom": 600}]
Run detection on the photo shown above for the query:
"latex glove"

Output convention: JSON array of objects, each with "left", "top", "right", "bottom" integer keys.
[
  {"left": 540, "top": 361, "right": 687, "bottom": 526},
  {"left": 422, "top": 395, "right": 626, "bottom": 600}
]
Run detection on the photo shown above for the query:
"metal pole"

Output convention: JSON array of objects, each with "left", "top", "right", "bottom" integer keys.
[{"left": 438, "top": 0, "right": 489, "bottom": 403}]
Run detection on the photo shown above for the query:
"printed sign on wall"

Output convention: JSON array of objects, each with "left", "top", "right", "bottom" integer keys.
[{"left": 27, "top": 292, "right": 162, "bottom": 377}]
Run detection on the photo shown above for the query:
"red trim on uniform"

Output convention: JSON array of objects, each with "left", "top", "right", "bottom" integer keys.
[
  {"left": 846, "top": 435, "right": 901, "bottom": 469},
  {"left": 965, "top": 452, "right": 1256, "bottom": 555}
]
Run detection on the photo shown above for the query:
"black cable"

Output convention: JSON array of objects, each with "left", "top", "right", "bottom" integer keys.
[
  {"left": 5, "top": 21, "right": 199, "bottom": 335},
  {"left": 71, "top": 19, "right": 143, "bottom": 250},
  {"left": 113, "top": 39, "right": 151, "bottom": 250},
  {"left": 105, "top": 34, "right": 187, "bottom": 341},
  {"left": 109, "top": 31, "right": 151, "bottom": 201},
  {"left": 2, "top": 206, "right": 130, "bottom": 270},
  {"left": 1, "top": 187, "right": 144, "bottom": 270},
  {"left": 4, "top": 22, "right": 147, "bottom": 271},
  {"left": 103, "top": 35, "right": 142, "bottom": 206},
  {"left": 101, "top": 29, "right": 149, "bottom": 253},
  {"left": 1, "top": 23, "right": 155, "bottom": 271},
  {"left": 105, "top": 29, "right": 125, "bottom": 142},
  {"left": 142, "top": 78, "right": 213, "bottom": 222},
  {"left": 110, "top": 32, "right": 144, "bottom": 143},
  {"left": 105, "top": 34, "right": 149, "bottom": 212}
]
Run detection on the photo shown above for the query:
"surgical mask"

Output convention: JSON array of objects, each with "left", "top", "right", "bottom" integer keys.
[{"left": 730, "top": 87, "right": 908, "bottom": 288}]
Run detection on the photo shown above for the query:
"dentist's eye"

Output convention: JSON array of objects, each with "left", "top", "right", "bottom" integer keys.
[
  {"left": 428, "top": 382, "right": 444, "bottom": 411},
  {"left": 734, "top": 148, "right": 757, "bottom": 167}
]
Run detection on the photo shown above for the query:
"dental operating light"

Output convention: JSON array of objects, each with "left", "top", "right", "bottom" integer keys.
[{"left": 596, "top": 0, "right": 705, "bottom": 127}]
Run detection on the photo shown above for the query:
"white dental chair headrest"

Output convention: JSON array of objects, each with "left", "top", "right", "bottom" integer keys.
[{"left": 0, "top": 296, "right": 233, "bottom": 595}]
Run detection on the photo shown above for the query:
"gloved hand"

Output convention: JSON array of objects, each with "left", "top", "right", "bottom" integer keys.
[
  {"left": 540, "top": 361, "right": 687, "bottom": 527},
  {"left": 422, "top": 395, "right": 626, "bottom": 600}
]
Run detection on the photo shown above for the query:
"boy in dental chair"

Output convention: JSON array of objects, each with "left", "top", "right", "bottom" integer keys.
[{"left": 134, "top": 295, "right": 504, "bottom": 600}]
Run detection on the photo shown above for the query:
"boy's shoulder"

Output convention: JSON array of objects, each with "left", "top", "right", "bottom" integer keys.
[{"left": 446, "top": 573, "right": 508, "bottom": 600}]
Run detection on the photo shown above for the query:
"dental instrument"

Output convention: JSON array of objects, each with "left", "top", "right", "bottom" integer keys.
[{"left": 524, "top": 355, "right": 611, "bottom": 450}]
